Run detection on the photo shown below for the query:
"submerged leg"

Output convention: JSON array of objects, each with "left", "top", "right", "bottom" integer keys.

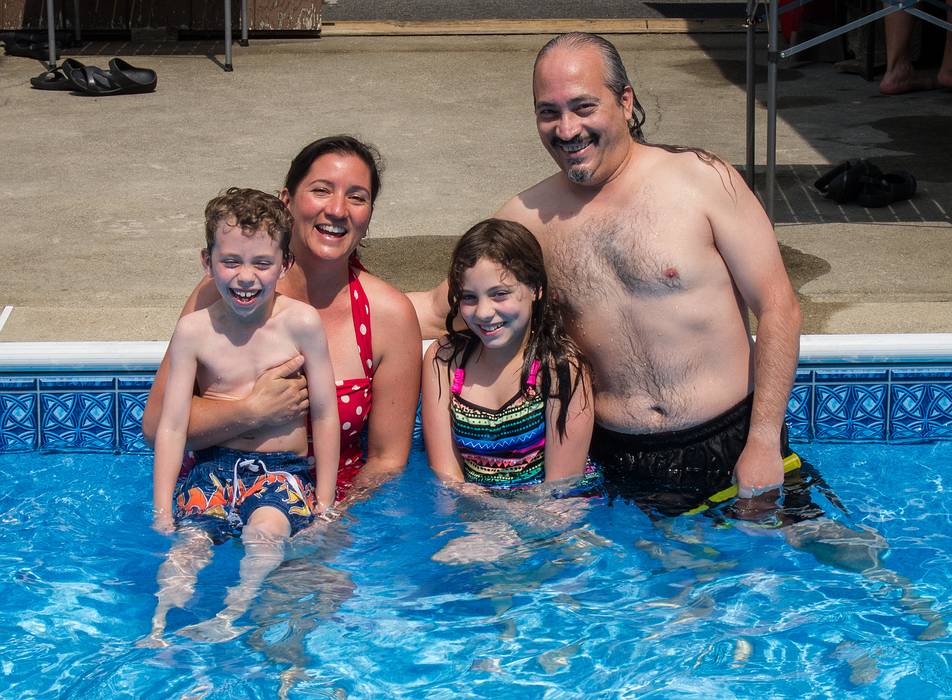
[
  {"left": 432, "top": 519, "right": 523, "bottom": 565},
  {"left": 785, "top": 519, "right": 947, "bottom": 640},
  {"left": 179, "top": 506, "right": 290, "bottom": 643},
  {"left": 139, "top": 527, "right": 214, "bottom": 647}
]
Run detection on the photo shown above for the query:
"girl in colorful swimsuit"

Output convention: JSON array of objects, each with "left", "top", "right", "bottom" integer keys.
[{"left": 422, "top": 218, "right": 597, "bottom": 497}]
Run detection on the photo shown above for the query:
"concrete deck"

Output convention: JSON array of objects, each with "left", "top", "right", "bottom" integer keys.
[{"left": 1, "top": 32, "right": 949, "bottom": 341}]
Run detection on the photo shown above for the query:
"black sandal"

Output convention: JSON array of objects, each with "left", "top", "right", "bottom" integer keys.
[
  {"left": 814, "top": 159, "right": 883, "bottom": 204},
  {"left": 29, "top": 58, "right": 86, "bottom": 90},
  {"left": 67, "top": 58, "right": 157, "bottom": 96},
  {"left": 856, "top": 171, "right": 917, "bottom": 208},
  {"left": 107, "top": 58, "right": 157, "bottom": 94}
]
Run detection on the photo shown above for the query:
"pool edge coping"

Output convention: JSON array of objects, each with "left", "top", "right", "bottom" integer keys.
[
  {"left": 1, "top": 334, "right": 952, "bottom": 371},
  {"left": 0, "top": 333, "right": 952, "bottom": 372}
]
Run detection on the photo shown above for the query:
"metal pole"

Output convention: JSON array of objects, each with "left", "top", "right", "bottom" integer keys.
[
  {"left": 240, "top": 0, "right": 249, "bottom": 46},
  {"left": 224, "top": 0, "right": 234, "bottom": 71},
  {"left": 766, "top": 0, "right": 779, "bottom": 224},
  {"left": 745, "top": 0, "right": 757, "bottom": 191},
  {"left": 73, "top": 0, "right": 81, "bottom": 42},
  {"left": 46, "top": 0, "right": 57, "bottom": 69}
]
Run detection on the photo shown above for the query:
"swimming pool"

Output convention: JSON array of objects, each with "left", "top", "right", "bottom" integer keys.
[{"left": 1, "top": 336, "right": 951, "bottom": 697}]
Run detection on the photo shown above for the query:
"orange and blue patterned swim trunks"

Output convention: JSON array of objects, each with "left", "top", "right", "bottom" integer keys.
[{"left": 173, "top": 446, "right": 316, "bottom": 540}]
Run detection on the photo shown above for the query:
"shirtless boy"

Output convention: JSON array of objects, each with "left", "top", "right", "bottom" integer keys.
[
  {"left": 144, "top": 187, "right": 339, "bottom": 645},
  {"left": 414, "top": 32, "right": 802, "bottom": 515}
]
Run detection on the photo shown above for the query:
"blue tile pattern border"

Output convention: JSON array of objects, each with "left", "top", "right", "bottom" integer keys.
[
  {"left": 0, "top": 393, "right": 38, "bottom": 451},
  {"left": 1, "top": 364, "right": 952, "bottom": 453},
  {"left": 0, "top": 373, "right": 154, "bottom": 454},
  {"left": 789, "top": 363, "right": 952, "bottom": 444}
]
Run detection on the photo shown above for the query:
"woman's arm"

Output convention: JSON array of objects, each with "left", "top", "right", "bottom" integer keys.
[
  {"left": 142, "top": 278, "right": 309, "bottom": 449},
  {"left": 421, "top": 340, "right": 466, "bottom": 484},
  {"left": 543, "top": 364, "right": 594, "bottom": 482},
  {"left": 345, "top": 288, "right": 422, "bottom": 502}
]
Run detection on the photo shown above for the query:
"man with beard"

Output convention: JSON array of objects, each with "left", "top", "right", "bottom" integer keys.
[{"left": 413, "top": 32, "right": 802, "bottom": 515}]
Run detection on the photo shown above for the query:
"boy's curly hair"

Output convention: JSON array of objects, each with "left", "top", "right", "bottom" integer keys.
[{"left": 204, "top": 187, "right": 293, "bottom": 262}]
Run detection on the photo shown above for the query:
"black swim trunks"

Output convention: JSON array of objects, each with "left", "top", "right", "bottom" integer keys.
[{"left": 591, "top": 394, "right": 821, "bottom": 518}]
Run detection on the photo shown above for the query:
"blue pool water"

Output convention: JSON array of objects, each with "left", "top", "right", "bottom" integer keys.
[{"left": 1, "top": 442, "right": 950, "bottom": 698}]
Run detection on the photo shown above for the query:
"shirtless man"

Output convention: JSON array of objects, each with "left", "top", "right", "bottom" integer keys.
[{"left": 414, "top": 32, "right": 802, "bottom": 514}]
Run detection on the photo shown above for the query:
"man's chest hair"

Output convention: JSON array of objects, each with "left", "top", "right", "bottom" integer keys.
[{"left": 545, "top": 205, "right": 697, "bottom": 303}]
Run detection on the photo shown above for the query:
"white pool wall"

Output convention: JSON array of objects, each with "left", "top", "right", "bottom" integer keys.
[{"left": 1, "top": 334, "right": 952, "bottom": 372}]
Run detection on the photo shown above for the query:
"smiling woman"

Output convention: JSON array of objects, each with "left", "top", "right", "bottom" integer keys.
[{"left": 142, "top": 135, "right": 422, "bottom": 507}]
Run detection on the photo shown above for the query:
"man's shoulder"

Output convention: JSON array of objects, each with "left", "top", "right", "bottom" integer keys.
[
  {"left": 638, "top": 145, "right": 741, "bottom": 211},
  {"left": 495, "top": 172, "right": 565, "bottom": 227},
  {"left": 649, "top": 145, "right": 736, "bottom": 186}
]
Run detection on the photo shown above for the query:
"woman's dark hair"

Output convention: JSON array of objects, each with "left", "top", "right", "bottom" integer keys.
[
  {"left": 438, "top": 218, "right": 589, "bottom": 439},
  {"left": 284, "top": 134, "right": 384, "bottom": 205}
]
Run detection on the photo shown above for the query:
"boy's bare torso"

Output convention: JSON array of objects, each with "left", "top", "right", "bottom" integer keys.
[
  {"left": 501, "top": 151, "right": 754, "bottom": 434},
  {"left": 193, "top": 295, "right": 310, "bottom": 453}
]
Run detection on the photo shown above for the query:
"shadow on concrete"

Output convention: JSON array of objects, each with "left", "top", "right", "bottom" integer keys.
[
  {"left": 686, "top": 35, "right": 952, "bottom": 226},
  {"left": 749, "top": 164, "right": 950, "bottom": 226}
]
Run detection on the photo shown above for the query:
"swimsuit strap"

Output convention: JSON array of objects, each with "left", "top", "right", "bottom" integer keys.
[
  {"left": 451, "top": 356, "right": 542, "bottom": 396},
  {"left": 348, "top": 266, "right": 374, "bottom": 378}
]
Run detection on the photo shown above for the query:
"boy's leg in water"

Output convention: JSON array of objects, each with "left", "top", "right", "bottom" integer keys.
[
  {"left": 179, "top": 506, "right": 291, "bottom": 643},
  {"left": 246, "top": 525, "right": 356, "bottom": 699},
  {"left": 139, "top": 527, "right": 214, "bottom": 647}
]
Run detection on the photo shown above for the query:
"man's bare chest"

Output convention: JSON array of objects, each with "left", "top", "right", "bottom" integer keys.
[{"left": 543, "top": 210, "right": 705, "bottom": 307}]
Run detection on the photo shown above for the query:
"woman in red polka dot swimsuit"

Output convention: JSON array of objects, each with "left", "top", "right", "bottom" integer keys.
[{"left": 143, "top": 136, "right": 422, "bottom": 507}]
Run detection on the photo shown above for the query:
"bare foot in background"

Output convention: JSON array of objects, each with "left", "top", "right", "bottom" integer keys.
[{"left": 879, "top": 62, "right": 938, "bottom": 94}]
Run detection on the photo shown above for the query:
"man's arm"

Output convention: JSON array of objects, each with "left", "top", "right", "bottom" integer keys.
[
  {"left": 407, "top": 282, "right": 449, "bottom": 341},
  {"left": 706, "top": 161, "right": 802, "bottom": 497},
  {"left": 142, "top": 278, "right": 309, "bottom": 450}
]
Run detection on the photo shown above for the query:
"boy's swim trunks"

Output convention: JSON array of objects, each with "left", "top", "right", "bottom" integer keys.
[{"left": 174, "top": 446, "right": 316, "bottom": 540}]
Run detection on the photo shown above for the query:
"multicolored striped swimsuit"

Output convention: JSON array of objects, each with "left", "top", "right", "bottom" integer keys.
[{"left": 450, "top": 367, "right": 546, "bottom": 490}]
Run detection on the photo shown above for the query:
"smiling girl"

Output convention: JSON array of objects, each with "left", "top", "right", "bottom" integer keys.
[{"left": 422, "top": 218, "right": 597, "bottom": 492}]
